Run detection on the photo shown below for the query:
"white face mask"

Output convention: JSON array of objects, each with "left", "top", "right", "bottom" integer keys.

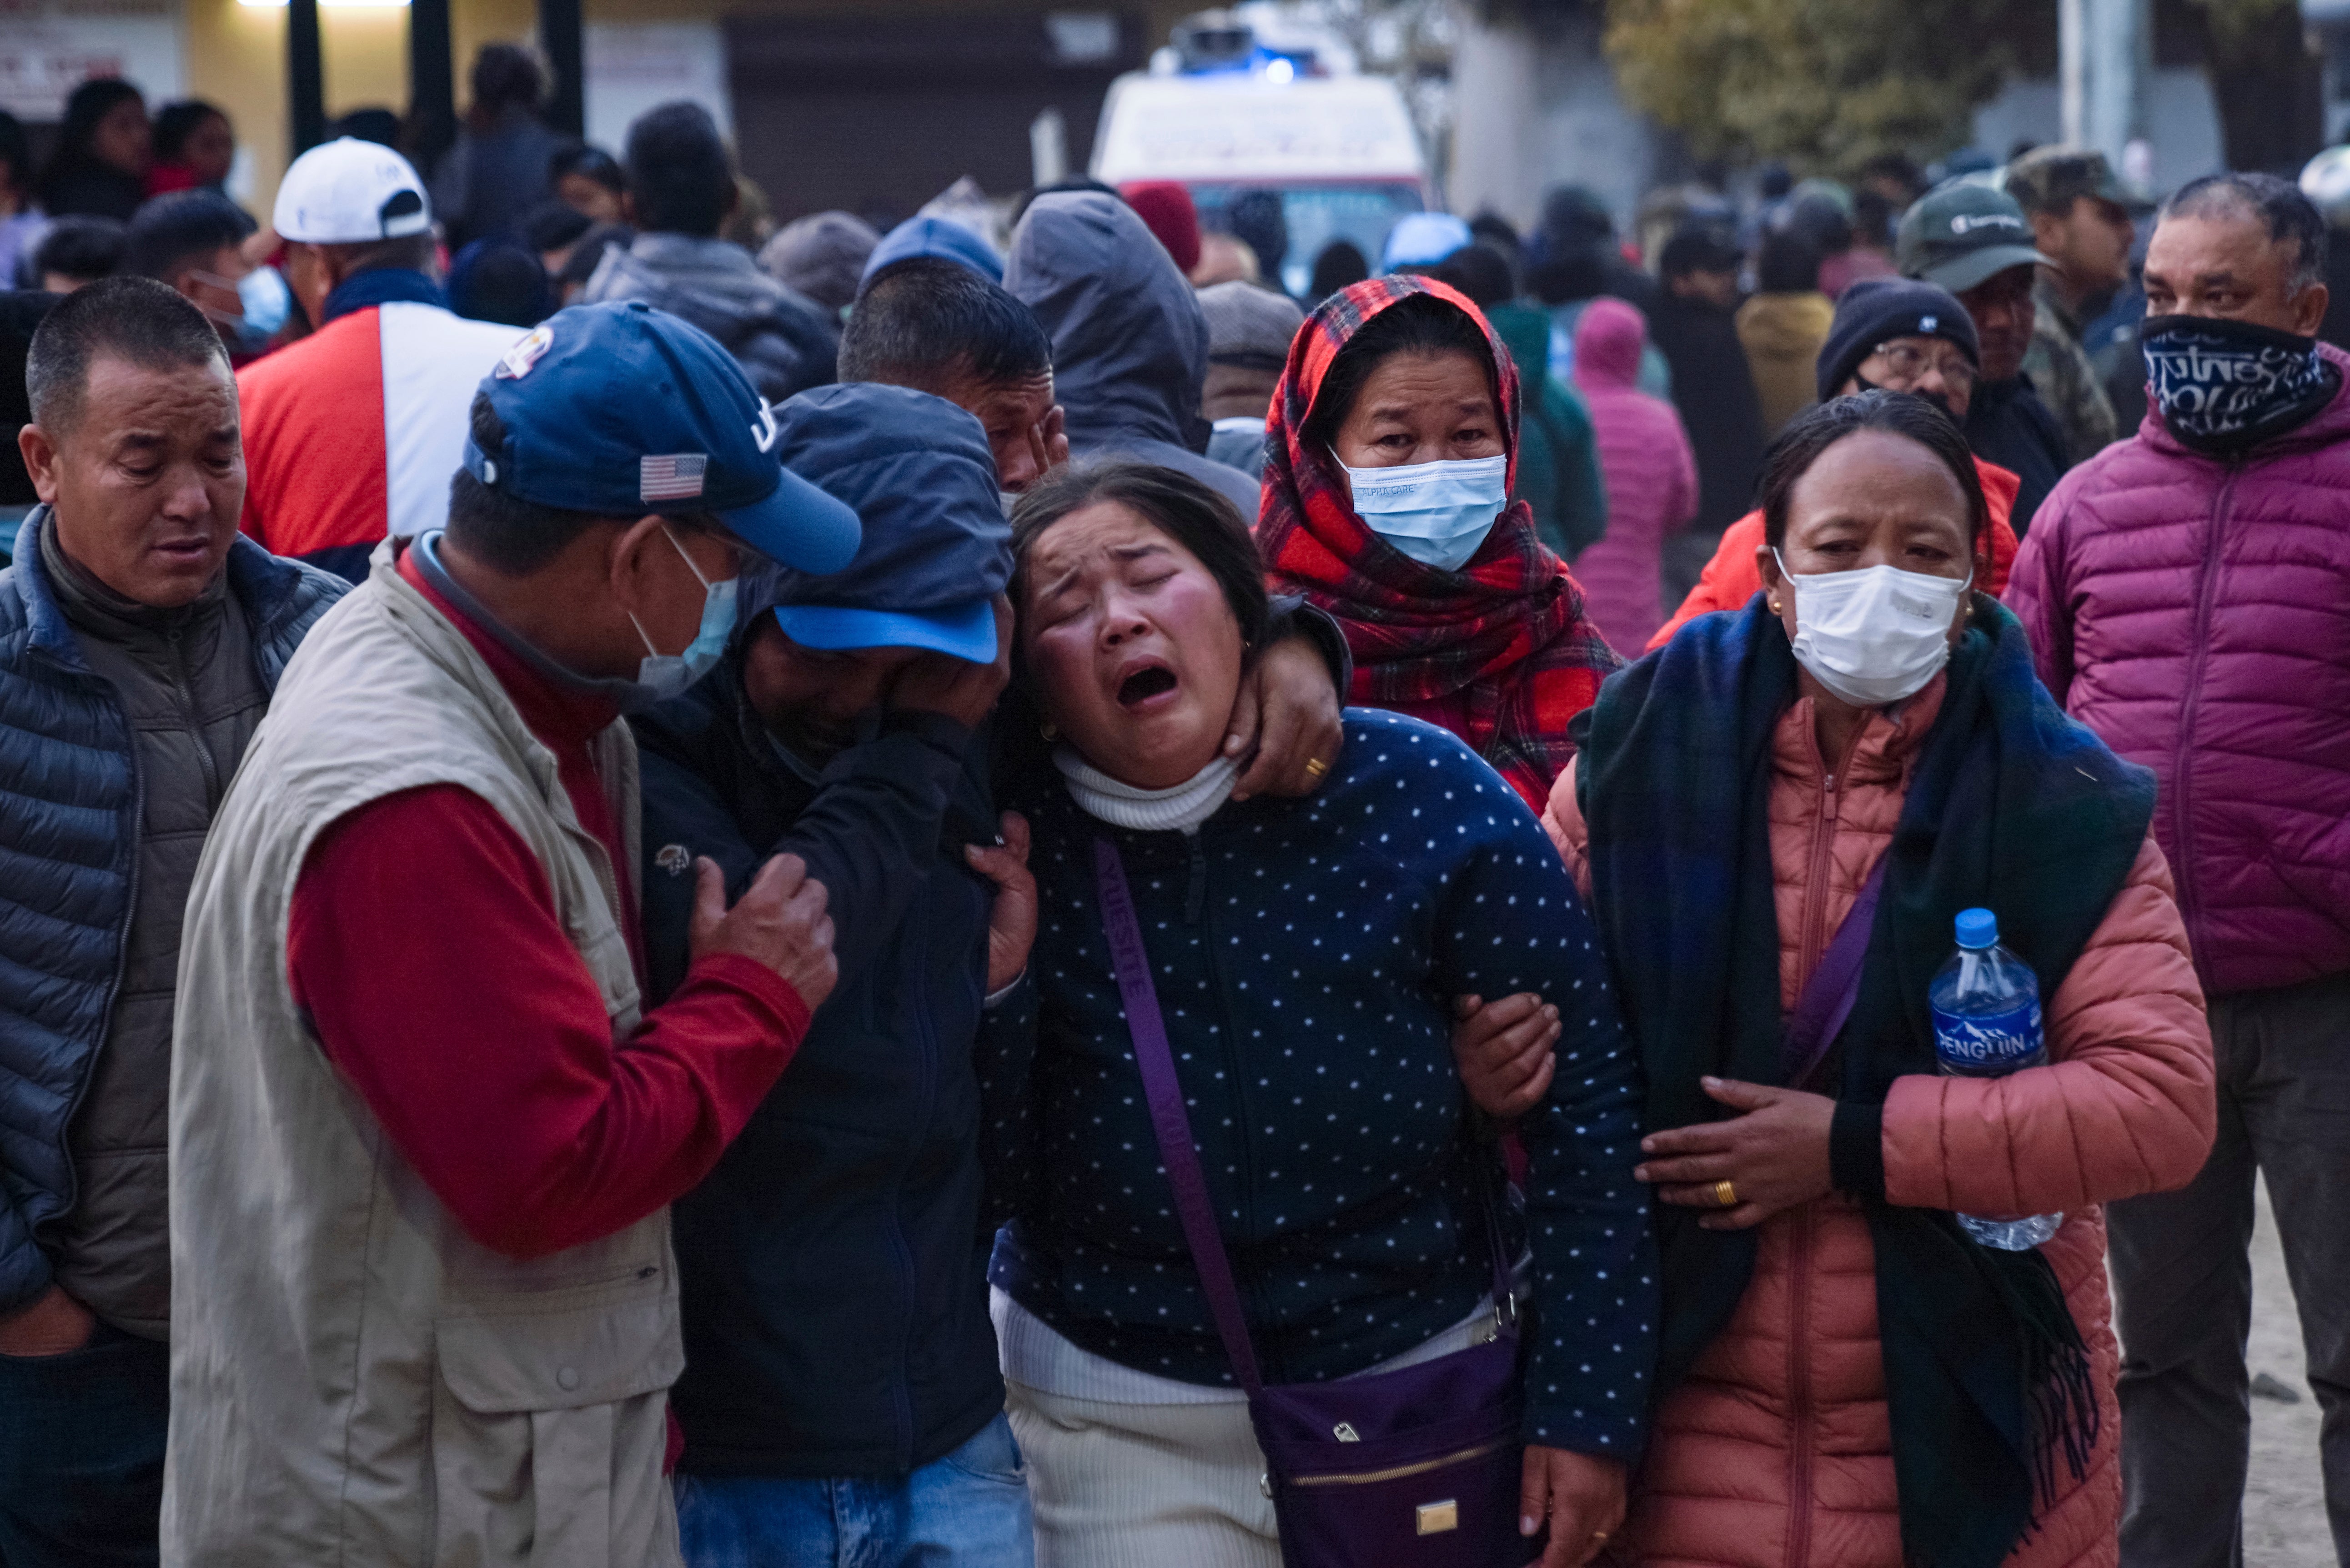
[
  {"left": 1773, "top": 549, "right": 1970, "bottom": 708},
  {"left": 1339, "top": 452, "right": 1508, "bottom": 573}
]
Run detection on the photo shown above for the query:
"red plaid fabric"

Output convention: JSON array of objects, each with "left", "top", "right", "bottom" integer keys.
[{"left": 1255, "top": 274, "right": 1621, "bottom": 811}]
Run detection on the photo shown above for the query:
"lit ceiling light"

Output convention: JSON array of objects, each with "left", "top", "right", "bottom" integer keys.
[{"left": 237, "top": 0, "right": 412, "bottom": 9}]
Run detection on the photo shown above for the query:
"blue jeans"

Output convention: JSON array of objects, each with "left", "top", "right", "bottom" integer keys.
[
  {"left": 0, "top": 1323, "right": 169, "bottom": 1567},
  {"left": 675, "top": 1412, "right": 1035, "bottom": 1568}
]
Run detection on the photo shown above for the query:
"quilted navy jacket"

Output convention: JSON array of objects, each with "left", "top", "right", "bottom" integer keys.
[{"left": 0, "top": 509, "right": 345, "bottom": 1314}]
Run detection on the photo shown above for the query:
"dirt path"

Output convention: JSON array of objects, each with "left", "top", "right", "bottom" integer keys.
[{"left": 2245, "top": 1179, "right": 2333, "bottom": 1566}]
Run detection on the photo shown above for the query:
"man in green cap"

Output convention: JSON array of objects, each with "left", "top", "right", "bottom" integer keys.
[
  {"left": 2009, "top": 146, "right": 2135, "bottom": 462},
  {"left": 1897, "top": 181, "right": 2073, "bottom": 531}
]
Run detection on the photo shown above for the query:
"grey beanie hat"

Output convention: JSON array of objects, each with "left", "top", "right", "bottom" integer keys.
[
  {"left": 759, "top": 211, "right": 882, "bottom": 314},
  {"left": 1197, "top": 279, "right": 1305, "bottom": 370}
]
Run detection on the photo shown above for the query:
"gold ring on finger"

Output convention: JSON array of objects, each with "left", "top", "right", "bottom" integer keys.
[
  {"left": 1304, "top": 756, "right": 1329, "bottom": 778},
  {"left": 1713, "top": 1179, "right": 1738, "bottom": 1208}
]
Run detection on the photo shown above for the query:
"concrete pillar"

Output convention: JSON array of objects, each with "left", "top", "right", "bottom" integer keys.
[
  {"left": 288, "top": 0, "right": 325, "bottom": 156},
  {"left": 1448, "top": 7, "right": 1544, "bottom": 229},
  {"left": 408, "top": 0, "right": 456, "bottom": 175},
  {"left": 1446, "top": 1, "right": 1663, "bottom": 234},
  {"left": 540, "top": 0, "right": 584, "bottom": 139},
  {"left": 2060, "top": 0, "right": 2147, "bottom": 162}
]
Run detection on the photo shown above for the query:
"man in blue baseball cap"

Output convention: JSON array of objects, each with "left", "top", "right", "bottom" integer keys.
[
  {"left": 860, "top": 213, "right": 1006, "bottom": 288},
  {"left": 163, "top": 301, "right": 861, "bottom": 1566}
]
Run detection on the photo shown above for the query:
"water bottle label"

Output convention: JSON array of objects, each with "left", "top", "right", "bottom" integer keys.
[{"left": 1931, "top": 999, "right": 2044, "bottom": 1072}]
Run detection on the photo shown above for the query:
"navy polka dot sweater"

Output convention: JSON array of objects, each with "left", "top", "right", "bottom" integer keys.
[{"left": 979, "top": 709, "right": 1658, "bottom": 1457}]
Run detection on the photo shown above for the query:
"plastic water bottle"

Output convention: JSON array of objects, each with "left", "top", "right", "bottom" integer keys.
[{"left": 1928, "top": 909, "right": 2062, "bottom": 1250}]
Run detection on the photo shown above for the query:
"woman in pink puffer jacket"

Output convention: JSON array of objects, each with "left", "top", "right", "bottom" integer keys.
[
  {"left": 1461, "top": 393, "right": 2214, "bottom": 1568},
  {"left": 1569, "top": 297, "right": 1697, "bottom": 654}
]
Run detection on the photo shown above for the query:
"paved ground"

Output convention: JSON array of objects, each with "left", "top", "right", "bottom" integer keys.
[{"left": 2245, "top": 1179, "right": 2333, "bottom": 1567}]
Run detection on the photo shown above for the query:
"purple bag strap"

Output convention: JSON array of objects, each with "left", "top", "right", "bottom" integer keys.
[
  {"left": 1094, "top": 837, "right": 1266, "bottom": 1395},
  {"left": 1780, "top": 854, "right": 1889, "bottom": 1087}
]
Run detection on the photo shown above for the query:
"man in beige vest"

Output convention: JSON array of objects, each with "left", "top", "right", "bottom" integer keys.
[{"left": 164, "top": 301, "right": 864, "bottom": 1565}]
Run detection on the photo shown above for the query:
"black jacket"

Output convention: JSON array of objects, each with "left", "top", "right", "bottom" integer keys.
[
  {"left": 635, "top": 663, "right": 1006, "bottom": 1477},
  {"left": 1965, "top": 374, "right": 2071, "bottom": 535},
  {"left": 1648, "top": 292, "right": 1768, "bottom": 535}
]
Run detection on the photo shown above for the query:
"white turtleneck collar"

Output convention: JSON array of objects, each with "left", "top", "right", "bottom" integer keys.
[{"left": 1054, "top": 747, "right": 1240, "bottom": 834}]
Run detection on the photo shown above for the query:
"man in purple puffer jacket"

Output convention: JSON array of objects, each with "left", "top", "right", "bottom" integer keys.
[{"left": 2005, "top": 171, "right": 2350, "bottom": 1568}]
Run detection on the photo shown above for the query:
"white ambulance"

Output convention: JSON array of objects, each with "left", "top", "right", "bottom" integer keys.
[{"left": 1090, "top": 39, "right": 1432, "bottom": 297}]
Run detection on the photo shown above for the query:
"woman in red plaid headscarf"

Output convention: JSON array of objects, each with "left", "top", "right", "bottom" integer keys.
[{"left": 1256, "top": 274, "right": 1621, "bottom": 812}]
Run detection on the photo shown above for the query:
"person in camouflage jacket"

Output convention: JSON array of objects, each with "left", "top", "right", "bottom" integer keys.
[{"left": 2012, "top": 146, "right": 2135, "bottom": 465}]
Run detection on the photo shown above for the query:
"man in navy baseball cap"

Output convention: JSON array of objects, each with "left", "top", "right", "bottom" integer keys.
[
  {"left": 408, "top": 297, "right": 863, "bottom": 715},
  {"left": 161, "top": 302, "right": 863, "bottom": 1564},
  {"left": 462, "top": 298, "right": 860, "bottom": 578}
]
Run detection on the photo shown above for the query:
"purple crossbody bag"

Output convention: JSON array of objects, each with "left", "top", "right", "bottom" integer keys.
[
  {"left": 1094, "top": 837, "right": 1532, "bottom": 1567},
  {"left": 1782, "top": 858, "right": 1888, "bottom": 1088}
]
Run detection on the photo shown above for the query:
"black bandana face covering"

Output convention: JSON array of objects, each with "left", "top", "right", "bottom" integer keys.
[{"left": 2141, "top": 313, "right": 2339, "bottom": 454}]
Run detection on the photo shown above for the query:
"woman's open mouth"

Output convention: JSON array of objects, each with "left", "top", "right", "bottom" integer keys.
[{"left": 1115, "top": 662, "right": 1178, "bottom": 709}]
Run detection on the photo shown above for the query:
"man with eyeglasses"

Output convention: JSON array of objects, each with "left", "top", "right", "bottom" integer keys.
[{"left": 1647, "top": 276, "right": 2025, "bottom": 647}]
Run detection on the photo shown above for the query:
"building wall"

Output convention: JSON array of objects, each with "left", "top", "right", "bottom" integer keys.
[
  {"left": 185, "top": 0, "right": 1199, "bottom": 218},
  {"left": 1446, "top": 2, "right": 1669, "bottom": 235},
  {"left": 184, "top": 0, "right": 412, "bottom": 219},
  {"left": 1971, "top": 67, "right": 2224, "bottom": 192}
]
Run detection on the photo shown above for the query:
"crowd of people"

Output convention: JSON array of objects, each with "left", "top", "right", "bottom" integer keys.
[{"left": 0, "top": 46, "right": 2343, "bottom": 1568}]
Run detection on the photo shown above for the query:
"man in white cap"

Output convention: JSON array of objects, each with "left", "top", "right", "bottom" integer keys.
[{"left": 236, "top": 137, "right": 527, "bottom": 581}]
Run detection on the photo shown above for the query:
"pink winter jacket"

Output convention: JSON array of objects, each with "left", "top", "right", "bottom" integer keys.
[
  {"left": 2004, "top": 351, "right": 2350, "bottom": 995},
  {"left": 1571, "top": 298, "right": 1698, "bottom": 654},
  {"left": 1542, "top": 676, "right": 2216, "bottom": 1568}
]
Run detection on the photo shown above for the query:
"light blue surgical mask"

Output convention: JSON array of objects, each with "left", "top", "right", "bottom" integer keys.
[
  {"left": 625, "top": 524, "right": 738, "bottom": 709},
  {"left": 1338, "top": 452, "right": 1509, "bottom": 573},
  {"left": 239, "top": 265, "right": 291, "bottom": 338}
]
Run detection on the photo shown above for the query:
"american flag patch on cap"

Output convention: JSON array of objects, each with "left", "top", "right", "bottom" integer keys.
[{"left": 640, "top": 454, "right": 708, "bottom": 502}]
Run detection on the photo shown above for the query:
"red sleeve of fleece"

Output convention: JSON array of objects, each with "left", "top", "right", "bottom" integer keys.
[
  {"left": 289, "top": 784, "right": 811, "bottom": 1260},
  {"left": 1649, "top": 510, "right": 1768, "bottom": 650}
]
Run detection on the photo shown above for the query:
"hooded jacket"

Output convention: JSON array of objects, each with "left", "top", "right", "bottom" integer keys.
[
  {"left": 0, "top": 518, "right": 343, "bottom": 1321},
  {"left": 583, "top": 232, "right": 838, "bottom": 405},
  {"left": 2004, "top": 350, "right": 2350, "bottom": 996},
  {"left": 1004, "top": 191, "right": 1263, "bottom": 517},
  {"left": 1570, "top": 299, "right": 1697, "bottom": 654},
  {"left": 634, "top": 385, "right": 1012, "bottom": 1477}
]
